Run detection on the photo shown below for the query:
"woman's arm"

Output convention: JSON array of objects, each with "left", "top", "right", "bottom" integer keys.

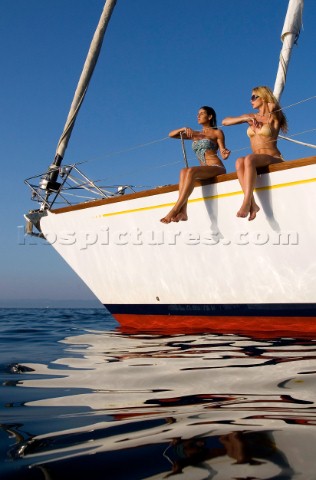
[
  {"left": 215, "top": 129, "right": 230, "bottom": 160},
  {"left": 222, "top": 113, "right": 254, "bottom": 126},
  {"left": 169, "top": 127, "right": 204, "bottom": 139},
  {"left": 169, "top": 127, "right": 189, "bottom": 139}
]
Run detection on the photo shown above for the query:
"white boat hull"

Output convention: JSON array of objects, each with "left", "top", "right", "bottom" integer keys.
[{"left": 40, "top": 157, "right": 316, "bottom": 336}]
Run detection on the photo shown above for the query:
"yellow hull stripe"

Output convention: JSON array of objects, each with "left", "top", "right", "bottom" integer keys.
[{"left": 99, "top": 176, "right": 316, "bottom": 218}]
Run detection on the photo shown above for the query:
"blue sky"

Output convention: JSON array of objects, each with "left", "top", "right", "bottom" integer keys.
[{"left": 1, "top": 0, "right": 315, "bottom": 307}]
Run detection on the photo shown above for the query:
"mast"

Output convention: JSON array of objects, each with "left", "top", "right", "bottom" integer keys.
[
  {"left": 273, "top": 0, "right": 304, "bottom": 101},
  {"left": 41, "top": 0, "right": 117, "bottom": 194}
]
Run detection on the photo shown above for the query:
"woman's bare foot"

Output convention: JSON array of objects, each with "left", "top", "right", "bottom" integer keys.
[
  {"left": 248, "top": 202, "right": 260, "bottom": 221},
  {"left": 160, "top": 208, "right": 178, "bottom": 224},
  {"left": 237, "top": 201, "right": 251, "bottom": 218},
  {"left": 172, "top": 212, "right": 188, "bottom": 222},
  {"left": 160, "top": 214, "right": 173, "bottom": 224}
]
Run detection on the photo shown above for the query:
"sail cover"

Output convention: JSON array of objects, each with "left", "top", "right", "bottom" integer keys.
[
  {"left": 56, "top": 0, "right": 117, "bottom": 160},
  {"left": 273, "top": 0, "right": 304, "bottom": 101}
]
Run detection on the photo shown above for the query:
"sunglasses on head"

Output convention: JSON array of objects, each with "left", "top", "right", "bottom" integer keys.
[{"left": 251, "top": 94, "right": 260, "bottom": 101}]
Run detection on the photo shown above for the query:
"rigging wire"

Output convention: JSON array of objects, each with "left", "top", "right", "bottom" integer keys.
[
  {"left": 282, "top": 127, "right": 316, "bottom": 138},
  {"left": 72, "top": 94, "right": 316, "bottom": 183},
  {"left": 40, "top": 96, "right": 315, "bottom": 205},
  {"left": 276, "top": 95, "right": 316, "bottom": 113},
  {"left": 279, "top": 135, "right": 316, "bottom": 149},
  {"left": 101, "top": 136, "right": 169, "bottom": 158},
  {"left": 226, "top": 127, "right": 316, "bottom": 155},
  {"left": 97, "top": 94, "right": 316, "bottom": 159}
]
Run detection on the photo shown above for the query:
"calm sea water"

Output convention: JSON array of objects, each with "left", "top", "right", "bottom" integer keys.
[{"left": 1, "top": 308, "right": 316, "bottom": 480}]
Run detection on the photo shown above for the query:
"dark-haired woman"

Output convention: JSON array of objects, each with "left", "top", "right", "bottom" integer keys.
[
  {"left": 222, "top": 86, "right": 288, "bottom": 221},
  {"left": 160, "top": 106, "right": 230, "bottom": 223}
]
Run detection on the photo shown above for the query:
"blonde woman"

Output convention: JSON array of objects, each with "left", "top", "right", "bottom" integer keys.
[{"left": 222, "top": 86, "right": 287, "bottom": 220}]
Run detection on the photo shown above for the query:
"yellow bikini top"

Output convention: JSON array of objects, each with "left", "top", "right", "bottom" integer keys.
[{"left": 247, "top": 123, "right": 272, "bottom": 138}]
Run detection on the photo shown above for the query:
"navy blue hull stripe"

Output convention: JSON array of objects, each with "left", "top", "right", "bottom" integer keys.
[{"left": 105, "top": 303, "right": 316, "bottom": 317}]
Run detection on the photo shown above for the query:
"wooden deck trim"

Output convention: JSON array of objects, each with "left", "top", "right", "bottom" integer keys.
[{"left": 51, "top": 156, "right": 316, "bottom": 214}]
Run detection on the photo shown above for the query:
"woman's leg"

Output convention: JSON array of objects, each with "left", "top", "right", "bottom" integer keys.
[
  {"left": 160, "top": 168, "right": 189, "bottom": 223},
  {"left": 236, "top": 156, "right": 260, "bottom": 220},
  {"left": 171, "top": 168, "right": 190, "bottom": 222},
  {"left": 160, "top": 165, "right": 225, "bottom": 223},
  {"left": 236, "top": 154, "right": 279, "bottom": 220}
]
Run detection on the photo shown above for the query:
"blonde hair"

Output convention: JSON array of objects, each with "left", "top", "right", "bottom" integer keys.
[{"left": 253, "top": 86, "right": 288, "bottom": 133}]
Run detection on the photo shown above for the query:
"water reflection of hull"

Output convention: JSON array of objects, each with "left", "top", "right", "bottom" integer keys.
[{"left": 12, "top": 419, "right": 315, "bottom": 480}]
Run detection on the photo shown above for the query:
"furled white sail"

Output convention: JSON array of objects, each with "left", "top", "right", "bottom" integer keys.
[
  {"left": 273, "top": 0, "right": 304, "bottom": 101},
  {"left": 56, "top": 0, "right": 117, "bottom": 160},
  {"left": 39, "top": 0, "right": 117, "bottom": 197}
]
